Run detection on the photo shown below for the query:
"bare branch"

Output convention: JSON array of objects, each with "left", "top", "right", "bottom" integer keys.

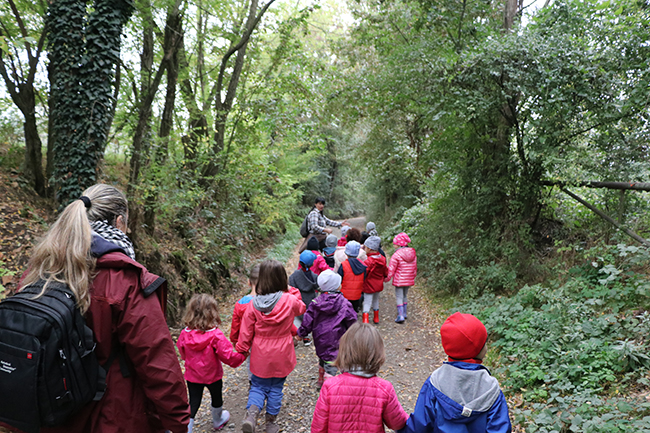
[
  {"left": 7, "top": 0, "right": 33, "bottom": 62},
  {"left": 560, "top": 187, "right": 650, "bottom": 246},
  {"left": 215, "top": 0, "right": 278, "bottom": 105}
]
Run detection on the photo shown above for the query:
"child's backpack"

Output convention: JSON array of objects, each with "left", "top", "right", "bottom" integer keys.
[
  {"left": 0, "top": 280, "right": 107, "bottom": 433},
  {"left": 300, "top": 213, "right": 310, "bottom": 237}
]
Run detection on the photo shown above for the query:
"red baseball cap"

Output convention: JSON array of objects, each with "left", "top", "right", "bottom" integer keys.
[{"left": 440, "top": 312, "right": 488, "bottom": 361}]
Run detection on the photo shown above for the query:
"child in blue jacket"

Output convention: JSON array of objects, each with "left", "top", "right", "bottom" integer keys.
[{"left": 399, "top": 312, "right": 511, "bottom": 433}]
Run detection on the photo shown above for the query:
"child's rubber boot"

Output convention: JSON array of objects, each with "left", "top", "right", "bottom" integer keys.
[
  {"left": 404, "top": 302, "right": 408, "bottom": 319},
  {"left": 188, "top": 418, "right": 194, "bottom": 433},
  {"left": 394, "top": 305, "right": 403, "bottom": 323},
  {"left": 212, "top": 406, "right": 230, "bottom": 430},
  {"left": 265, "top": 413, "right": 280, "bottom": 433},
  {"left": 242, "top": 405, "right": 260, "bottom": 433},
  {"left": 317, "top": 366, "right": 325, "bottom": 388},
  {"left": 362, "top": 312, "right": 369, "bottom": 323},
  {"left": 373, "top": 309, "right": 379, "bottom": 324}
]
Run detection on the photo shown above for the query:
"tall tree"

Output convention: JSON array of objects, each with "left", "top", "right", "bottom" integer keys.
[
  {"left": 126, "top": 0, "right": 183, "bottom": 239},
  {"left": 177, "top": 0, "right": 279, "bottom": 178},
  {"left": 0, "top": 0, "right": 47, "bottom": 196},
  {"left": 47, "top": 0, "right": 133, "bottom": 205}
]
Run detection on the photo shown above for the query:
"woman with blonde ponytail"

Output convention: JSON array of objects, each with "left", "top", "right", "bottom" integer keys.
[{"left": 23, "top": 184, "right": 190, "bottom": 433}]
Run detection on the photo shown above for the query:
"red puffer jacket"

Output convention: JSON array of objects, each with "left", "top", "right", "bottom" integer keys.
[
  {"left": 363, "top": 254, "right": 388, "bottom": 294},
  {"left": 41, "top": 250, "right": 190, "bottom": 433},
  {"left": 311, "top": 373, "right": 408, "bottom": 433},
  {"left": 385, "top": 247, "right": 417, "bottom": 287}
]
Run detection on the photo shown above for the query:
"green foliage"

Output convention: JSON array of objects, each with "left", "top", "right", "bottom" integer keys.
[
  {"left": 265, "top": 224, "right": 302, "bottom": 264},
  {"left": 458, "top": 243, "right": 650, "bottom": 431},
  {"left": 339, "top": 0, "right": 650, "bottom": 295}
]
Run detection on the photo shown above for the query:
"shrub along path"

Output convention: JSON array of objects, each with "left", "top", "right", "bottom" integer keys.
[{"left": 187, "top": 220, "right": 447, "bottom": 432}]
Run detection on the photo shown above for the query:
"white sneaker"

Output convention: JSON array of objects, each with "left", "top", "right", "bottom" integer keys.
[{"left": 212, "top": 408, "right": 230, "bottom": 430}]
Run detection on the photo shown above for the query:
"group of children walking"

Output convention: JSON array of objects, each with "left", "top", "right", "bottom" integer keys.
[{"left": 175, "top": 225, "right": 512, "bottom": 433}]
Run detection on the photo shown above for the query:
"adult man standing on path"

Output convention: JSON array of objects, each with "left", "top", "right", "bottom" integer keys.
[{"left": 300, "top": 197, "right": 348, "bottom": 252}]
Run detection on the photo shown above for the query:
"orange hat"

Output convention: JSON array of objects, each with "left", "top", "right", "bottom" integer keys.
[{"left": 440, "top": 312, "right": 487, "bottom": 361}]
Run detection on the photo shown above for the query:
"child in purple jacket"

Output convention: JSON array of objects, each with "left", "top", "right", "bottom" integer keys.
[{"left": 298, "top": 270, "right": 358, "bottom": 388}]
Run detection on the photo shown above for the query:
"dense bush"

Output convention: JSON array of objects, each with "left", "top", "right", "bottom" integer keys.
[{"left": 459, "top": 243, "right": 650, "bottom": 431}]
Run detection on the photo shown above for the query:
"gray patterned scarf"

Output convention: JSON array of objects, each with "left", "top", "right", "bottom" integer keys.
[{"left": 90, "top": 220, "right": 136, "bottom": 260}]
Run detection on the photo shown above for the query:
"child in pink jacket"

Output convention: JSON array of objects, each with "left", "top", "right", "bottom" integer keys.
[
  {"left": 177, "top": 294, "right": 247, "bottom": 432},
  {"left": 311, "top": 323, "right": 408, "bottom": 433},
  {"left": 385, "top": 232, "right": 417, "bottom": 324},
  {"left": 236, "top": 260, "right": 307, "bottom": 433}
]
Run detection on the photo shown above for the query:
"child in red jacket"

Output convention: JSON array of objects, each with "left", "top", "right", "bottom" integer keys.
[
  {"left": 230, "top": 263, "right": 260, "bottom": 347},
  {"left": 311, "top": 323, "right": 408, "bottom": 433},
  {"left": 236, "top": 260, "right": 306, "bottom": 433},
  {"left": 362, "top": 236, "right": 388, "bottom": 324},
  {"left": 177, "top": 294, "right": 247, "bottom": 432}
]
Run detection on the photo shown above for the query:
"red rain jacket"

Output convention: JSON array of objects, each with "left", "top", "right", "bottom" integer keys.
[
  {"left": 235, "top": 287, "right": 305, "bottom": 378},
  {"left": 41, "top": 252, "right": 190, "bottom": 433}
]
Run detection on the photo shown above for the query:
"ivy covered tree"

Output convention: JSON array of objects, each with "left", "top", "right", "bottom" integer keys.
[{"left": 47, "top": 0, "right": 133, "bottom": 205}]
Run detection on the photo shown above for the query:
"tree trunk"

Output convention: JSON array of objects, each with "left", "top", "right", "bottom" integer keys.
[
  {"left": 178, "top": 33, "right": 209, "bottom": 171},
  {"left": 127, "top": 11, "right": 156, "bottom": 240},
  {"left": 143, "top": 3, "right": 181, "bottom": 235},
  {"left": 48, "top": 0, "right": 132, "bottom": 205},
  {"left": 23, "top": 109, "right": 46, "bottom": 196},
  {"left": 541, "top": 180, "right": 650, "bottom": 192}
]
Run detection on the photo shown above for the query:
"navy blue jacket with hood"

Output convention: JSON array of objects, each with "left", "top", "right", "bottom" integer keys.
[{"left": 399, "top": 362, "right": 511, "bottom": 433}]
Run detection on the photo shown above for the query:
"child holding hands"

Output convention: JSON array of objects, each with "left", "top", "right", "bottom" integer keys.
[
  {"left": 177, "top": 294, "right": 247, "bottom": 432},
  {"left": 311, "top": 323, "right": 408, "bottom": 433},
  {"left": 297, "top": 270, "right": 357, "bottom": 388},
  {"left": 236, "top": 260, "right": 306, "bottom": 433},
  {"left": 230, "top": 264, "right": 260, "bottom": 347},
  {"left": 400, "top": 313, "right": 512, "bottom": 433},
  {"left": 385, "top": 232, "right": 417, "bottom": 323}
]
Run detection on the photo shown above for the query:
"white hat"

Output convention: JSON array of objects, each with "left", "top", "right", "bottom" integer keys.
[{"left": 317, "top": 270, "right": 342, "bottom": 292}]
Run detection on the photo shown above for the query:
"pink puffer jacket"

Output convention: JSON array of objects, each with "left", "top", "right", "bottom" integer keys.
[
  {"left": 385, "top": 247, "right": 417, "bottom": 287},
  {"left": 311, "top": 373, "right": 408, "bottom": 433}
]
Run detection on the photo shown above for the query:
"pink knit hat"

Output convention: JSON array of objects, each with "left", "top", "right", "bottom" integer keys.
[{"left": 393, "top": 232, "right": 411, "bottom": 247}]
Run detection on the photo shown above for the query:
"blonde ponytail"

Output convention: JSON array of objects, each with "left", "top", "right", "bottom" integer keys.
[{"left": 22, "top": 184, "right": 129, "bottom": 314}]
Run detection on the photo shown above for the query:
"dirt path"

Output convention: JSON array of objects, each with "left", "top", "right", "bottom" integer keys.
[{"left": 190, "top": 220, "right": 446, "bottom": 432}]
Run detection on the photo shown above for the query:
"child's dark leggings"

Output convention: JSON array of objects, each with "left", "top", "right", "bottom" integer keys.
[
  {"left": 350, "top": 299, "right": 361, "bottom": 312},
  {"left": 187, "top": 379, "right": 223, "bottom": 418}
]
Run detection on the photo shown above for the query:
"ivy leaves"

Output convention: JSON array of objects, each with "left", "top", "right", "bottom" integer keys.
[{"left": 48, "top": 0, "right": 133, "bottom": 205}]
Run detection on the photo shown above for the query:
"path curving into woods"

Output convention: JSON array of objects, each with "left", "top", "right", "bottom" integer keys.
[{"left": 187, "top": 218, "right": 446, "bottom": 432}]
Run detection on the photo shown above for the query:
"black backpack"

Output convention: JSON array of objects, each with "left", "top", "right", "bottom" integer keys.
[
  {"left": 0, "top": 280, "right": 107, "bottom": 433},
  {"left": 299, "top": 212, "right": 311, "bottom": 238}
]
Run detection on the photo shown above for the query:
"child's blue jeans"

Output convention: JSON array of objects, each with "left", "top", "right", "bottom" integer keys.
[{"left": 247, "top": 375, "right": 287, "bottom": 416}]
